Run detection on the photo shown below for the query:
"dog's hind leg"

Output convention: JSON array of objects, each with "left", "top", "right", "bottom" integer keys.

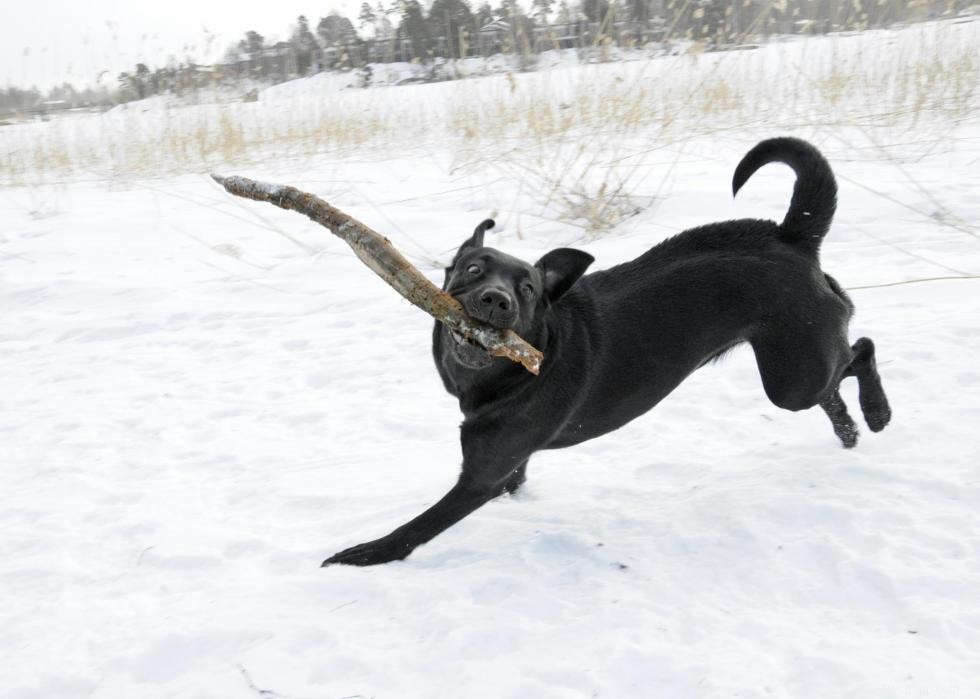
[
  {"left": 819, "top": 388, "right": 859, "bottom": 448},
  {"left": 752, "top": 329, "right": 865, "bottom": 448},
  {"left": 816, "top": 337, "right": 890, "bottom": 448},
  {"left": 751, "top": 331, "right": 846, "bottom": 414},
  {"left": 844, "top": 337, "right": 891, "bottom": 432}
]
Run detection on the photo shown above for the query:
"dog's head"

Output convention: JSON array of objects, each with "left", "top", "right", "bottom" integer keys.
[{"left": 441, "top": 219, "right": 594, "bottom": 370}]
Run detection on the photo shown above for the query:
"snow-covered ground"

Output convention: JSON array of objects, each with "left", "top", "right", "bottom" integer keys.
[{"left": 2, "top": 18, "right": 980, "bottom": 699}]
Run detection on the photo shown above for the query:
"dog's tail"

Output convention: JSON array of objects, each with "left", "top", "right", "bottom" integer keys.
[{"left": 732, "top": 137, "right": 837, "bottom": 257}]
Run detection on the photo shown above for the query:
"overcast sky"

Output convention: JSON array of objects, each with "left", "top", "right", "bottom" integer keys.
[{"left": 1, "top": 0, "right": 363, "bottom": 90}]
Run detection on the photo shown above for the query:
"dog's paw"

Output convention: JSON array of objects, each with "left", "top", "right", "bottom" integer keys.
[
  {"left": 837, "top": 424, "right": 859, "bottom": 449},
  {"left": 864, "top": 404, "right": 892, "bottom": 433},
  {"left": 825, "top": 407, "right": 859, "bottom": 448},
  {"left": 322, "top": 536, "right": 413, "bottom": 567}
]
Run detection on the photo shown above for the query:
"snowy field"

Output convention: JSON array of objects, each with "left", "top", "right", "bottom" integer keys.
[{"left": 3, "top": 18, "right": 980, "bottom": 699}]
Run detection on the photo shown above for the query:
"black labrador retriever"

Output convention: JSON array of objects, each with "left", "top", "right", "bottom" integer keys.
[{"left": 324, "top": 137, "right": 891, "bottom": 567}]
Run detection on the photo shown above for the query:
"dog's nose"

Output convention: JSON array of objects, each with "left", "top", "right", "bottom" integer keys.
[
  {"left": 480, "top": 289, "right": 511, "bottom": 312},
  {"left": 465, "top": 287, "right": 517, "bottom": 327}
]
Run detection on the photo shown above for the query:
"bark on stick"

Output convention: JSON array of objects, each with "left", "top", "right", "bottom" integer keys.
[{"left": 211, "top": 174, "right": 543, "bottom": 374}]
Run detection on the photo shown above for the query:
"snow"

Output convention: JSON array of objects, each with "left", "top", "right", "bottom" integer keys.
[{"left": 2, "top": 19, "right": 980, "bottom": 699}]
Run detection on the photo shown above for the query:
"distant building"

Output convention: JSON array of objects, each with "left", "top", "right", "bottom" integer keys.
[{"left": 222, "top": 42, "right": 299, "bottom": 82}]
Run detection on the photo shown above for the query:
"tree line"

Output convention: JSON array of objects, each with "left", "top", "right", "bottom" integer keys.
[
  {"left": 2, "top": 0, "right": 970, "bottom": 113},
  {"left": 222, "top": 0, "right": 971, "bottom": 70},
  {"left": 216, "top": 0, "right": 968, "bottom": 76},
  {"left": 0, "top": 83, "right": 112, "bottom": 115}
]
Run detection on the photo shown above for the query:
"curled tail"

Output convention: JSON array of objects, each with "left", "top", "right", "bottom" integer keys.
[{"left": 732, "top": 137, "right": 837, "bottom": 257}]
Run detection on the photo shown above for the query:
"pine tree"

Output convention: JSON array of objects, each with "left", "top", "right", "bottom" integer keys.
[
  {"left": 135, "top": 63, "right": 150, "bottom": 99},
  {"left": 427, "top": 0, "right": 475, "bottom": 58},
  {"left": 532, "top": 0, "right": 554, "bottom": 23},
  {"left": 238, "top": 31, "right": 265, "bottom": 56},
  {"left": 475, "top": 2, "right": 495, "bottom": 27},
  {"left": 581, "top": 0, "right": 611, "bottom": 25},
  {"left": 623, "top": 0, "right": 652, "bottom": 23},
  {"left": 555, "top": 0, "right": 576, "bottom": 23},
  {"left": 291, "top": 16, "right": 319, "bottom": 74},
  {"left": 317, "top": 13, "right": 358, "bottom": 46},
  {"left": 398, "top": 0, "right": 430, "bottom": 59},
  {"left": 358, "top": 3, "right": 378, "bottom": 31}
]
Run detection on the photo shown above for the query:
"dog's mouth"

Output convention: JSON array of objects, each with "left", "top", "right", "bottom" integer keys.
[{"left": 448, "top": 329, "right": 494, "bottom": 369}]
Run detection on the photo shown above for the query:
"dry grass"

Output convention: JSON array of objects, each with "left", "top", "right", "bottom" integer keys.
[
  {"left": 444, "top": 20, "right": 977, "bottom": 230},
  {"left": 1, "top": 19, "right": 975, "bottom": 206}
]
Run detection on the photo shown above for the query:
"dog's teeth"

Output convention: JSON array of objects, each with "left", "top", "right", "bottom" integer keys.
[{"left": 450, "top": 330, "right": 465, "bottom": 345}]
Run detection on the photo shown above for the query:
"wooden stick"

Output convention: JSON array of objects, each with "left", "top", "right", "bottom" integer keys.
[{"left": 211, "top": 174, "right": 543, "bottom": 375}]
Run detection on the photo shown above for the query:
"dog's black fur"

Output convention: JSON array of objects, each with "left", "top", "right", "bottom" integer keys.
[{"left": 324, "top": 137, "right": 891, "bottom": 567}]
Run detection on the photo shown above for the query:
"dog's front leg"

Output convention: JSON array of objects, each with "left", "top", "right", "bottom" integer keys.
[{"left": 323, "top": 454, "right": 527, "bottom": 567}]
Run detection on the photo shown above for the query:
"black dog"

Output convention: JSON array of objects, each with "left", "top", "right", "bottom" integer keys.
[{"left": 324, "top": 137, "right": 891, "bottom": 567}]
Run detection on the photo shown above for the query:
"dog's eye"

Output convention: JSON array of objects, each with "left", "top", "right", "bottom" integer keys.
[
  {"left": 466, "top": 264, "right": 481, "bottom": 275},
  {"left": 520, "top": 283, "right": 535, "bottom": 299}
]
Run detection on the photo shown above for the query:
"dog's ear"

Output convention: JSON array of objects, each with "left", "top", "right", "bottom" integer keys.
[
  {"left": 535, "top": 248, "right": 594, "bottom": 303},
  {"left": 444, "top": 219, "right": 495, "bottom": 289},
  {"left": 451, "top": 219, "right": 495, "bottom": 264}
]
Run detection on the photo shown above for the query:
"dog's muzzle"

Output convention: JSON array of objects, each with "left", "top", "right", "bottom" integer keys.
[{"left": 464, "top": 287, "right": 518, "bottom": 329}]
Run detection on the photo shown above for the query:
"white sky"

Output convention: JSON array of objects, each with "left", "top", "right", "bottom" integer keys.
[{"left": 0, "top": 0, "right": 364, "bottom": 90}]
